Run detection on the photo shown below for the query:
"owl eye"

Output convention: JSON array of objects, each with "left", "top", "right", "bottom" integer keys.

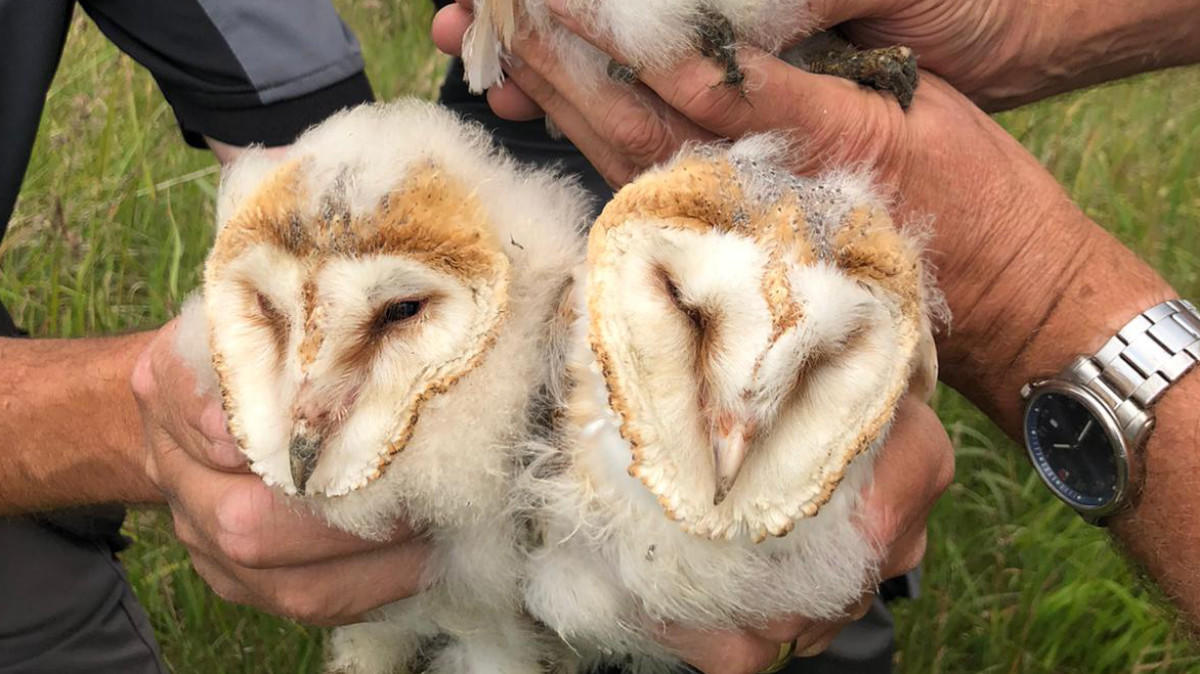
[
  {"left": 256, "top": 292, "right": 284, "bottom": 322},
  {"left": 661, "top": 272, "right": 705, "bottom": 329},
  {"left": 380, "top": 299, "right": 425, "bottom": 325}
]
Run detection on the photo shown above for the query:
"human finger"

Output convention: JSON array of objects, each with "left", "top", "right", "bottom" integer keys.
[
  {"left": 504, "top": 30, "right": 717, "bottom": 184},
  {"left": 157, "top": 446, "right": 412, "bottom": 570},
  {"left": 659, "top": 626, "right": 781, "bottom": 674},
  {"left": 187, "top": 536, "right": 432, "bottom": 626},
  {"left": 487, "top": 79, "right": 546, "bottom": 121},
  {"left": 502, "top": 60, "right": 654, "bottom": 186},
  {"left": 431, "top": 3, "right": 472, "bottom": 57},
  {"left": 857, "top": 396, "right": 954, "bottom": 550},
  {"left": 133, "top": 321, "right": 247, "bottom": 472},
  {"left": 543, "top": 0, "right": 900, "bottom": 171}
]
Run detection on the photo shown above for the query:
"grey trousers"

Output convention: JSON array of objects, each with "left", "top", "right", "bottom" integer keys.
[{"left": 0, "top": 518, "right": 164, "bottom": 674}]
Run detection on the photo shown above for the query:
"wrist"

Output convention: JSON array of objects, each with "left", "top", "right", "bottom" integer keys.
[
  {"left": 937, "top": 199, "right": 1175, "bottom": 434},
  {"left": 1108, "top": 369, "right": 1200, "bottom": 623}
]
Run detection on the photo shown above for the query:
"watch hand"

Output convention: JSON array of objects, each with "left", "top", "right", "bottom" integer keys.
[
  {"left": 1052, "top": 443, "right": 1073, "bottom": 449},
  {"left": 1076, "top": 419, "right": 1095, "bottom": 444}
]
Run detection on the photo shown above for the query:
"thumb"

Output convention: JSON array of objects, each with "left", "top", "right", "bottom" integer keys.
[
  {"left": 638, "top": 46, "right": 896, "bottom": 173},
  {"left": 542, "top": 1, "right": 896, "bottom": 174}
]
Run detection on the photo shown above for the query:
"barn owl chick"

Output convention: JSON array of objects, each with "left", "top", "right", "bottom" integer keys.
[
  {"left": 176, "top": 100, "right": 590, "bottom": 673},
  {"left": 521, "top": 135, "right": 941, "bottom": 671},
  {"left": 463, "top": 0, "right": 918, "bottom": 109}
]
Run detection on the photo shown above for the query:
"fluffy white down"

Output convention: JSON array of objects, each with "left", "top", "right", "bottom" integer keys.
[
  {"left": 464, "top": 0, "right": 814, "bottom": 94},
  {"left": 178, "top": 100, "right": 591, "bottom": 673},
  {"left": 520, "top": 135, "right": 938, "bottom": 670},
  {"left": 522, "top": 280, "right": 883, "bottom": 668}
]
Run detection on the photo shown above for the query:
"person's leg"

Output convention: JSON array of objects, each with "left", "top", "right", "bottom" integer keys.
[{"left": 0, "top": 517, "right": 165, "bottom": 674}]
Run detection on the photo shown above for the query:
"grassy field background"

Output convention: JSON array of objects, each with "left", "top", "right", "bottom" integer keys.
[{"left": 3, "top": 2, "right": 1199, "bottom": 672}]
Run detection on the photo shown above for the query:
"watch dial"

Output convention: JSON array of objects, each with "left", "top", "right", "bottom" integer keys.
[{"left": 1025, "top": 392, "right": 1120, "bottom": 508}]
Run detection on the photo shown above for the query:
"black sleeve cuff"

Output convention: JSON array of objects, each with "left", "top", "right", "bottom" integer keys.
[{"left": 173, "top": 71, "right": 375, "bottom": 150}]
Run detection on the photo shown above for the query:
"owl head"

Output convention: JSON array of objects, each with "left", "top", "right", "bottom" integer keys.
[
  {"left": 582, "top": 136, "right": 939, "bottom": 541},
  {"left": 202, "top": 101, "right": 585, "bottom": 504}
]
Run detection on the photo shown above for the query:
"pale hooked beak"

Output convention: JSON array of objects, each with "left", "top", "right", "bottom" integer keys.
[
  {"left": 712, "top": 416, "right": 755, "bottom": 506},
  {"left": 289, "top": 419, "right": 323, "bottom": 495}
]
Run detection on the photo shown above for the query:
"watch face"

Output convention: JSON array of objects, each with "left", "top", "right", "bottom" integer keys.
[{"left": 1024, "top": 391, "right": 1122, "bottom": 510}]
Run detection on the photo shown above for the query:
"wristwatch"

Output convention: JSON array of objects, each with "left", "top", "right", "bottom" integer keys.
[{"left": 1021, "top": 299, "right": 1200, "bottom": 522}]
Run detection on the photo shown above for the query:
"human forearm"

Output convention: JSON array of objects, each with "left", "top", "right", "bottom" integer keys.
[
  {"left": 936, "top": 202, "right": 1176, "bottom": 431},
  {"left": 936, "top": 197, "right": 1200, "bottom": 620},
  {"left": 0, "top": 332, "right": 162, "bottom": 513},
  {"left": 979, "top": 0, "right": 1200, "bottom": 111}
]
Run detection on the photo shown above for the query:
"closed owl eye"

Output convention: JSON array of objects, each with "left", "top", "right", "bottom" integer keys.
[
  {"left": 659, "top": 269, "right": 705, "bottom": 330},
  {"left": 256, "top": 292, "right": 284, "bottom": 322},
  {"left": 250, "top": 290, "right": 289, "bottom": 356}
]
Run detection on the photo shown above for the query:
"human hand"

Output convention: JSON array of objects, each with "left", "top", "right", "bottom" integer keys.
[
  {"left": 658, "top": 397, "right": 954, "bottom": 674},
  {"left": 433, "top": 1, "right": 1118, "bottom": 417},
  {"left": 435, "top": 0, "right": 1199, "bottom": 115},
  {"left": 131, "top": 320, "right": 431, "bottom": 626},
  {"left": 818, "top": 0, "right": 1200, "bottom": 111}
]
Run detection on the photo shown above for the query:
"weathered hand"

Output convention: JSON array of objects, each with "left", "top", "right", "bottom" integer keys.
[
  {"left": 433, "top": 0, "right": 1115, "bottom": 414},
  {"left": 131, "top": 320, "right": 430, "bottom": 626},
  {"left": 435, "top": 0, "right": 1199, "bottom": 116},
  {"left": 658, "top": 397, "right": 953, "bottom": 674}
]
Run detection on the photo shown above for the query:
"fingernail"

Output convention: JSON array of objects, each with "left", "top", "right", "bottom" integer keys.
[{"left": 546, "top": 0, "right": 566, "bottom": 15}]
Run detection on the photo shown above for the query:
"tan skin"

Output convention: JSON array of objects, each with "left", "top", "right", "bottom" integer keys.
[{"left": 432, "top": 0, "right": 1200, "bottom": 671}]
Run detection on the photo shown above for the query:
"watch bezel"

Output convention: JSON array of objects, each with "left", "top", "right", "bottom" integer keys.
[{"left": 1022, "top": 379, "right": 1132, "bottom": 518}]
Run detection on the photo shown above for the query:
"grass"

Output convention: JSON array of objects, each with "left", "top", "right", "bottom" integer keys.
[{"left": 3, "top": 2, "right": 1198, "bottom": 672}]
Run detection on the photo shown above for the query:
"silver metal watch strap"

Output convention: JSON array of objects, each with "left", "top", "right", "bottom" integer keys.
[{"left": 1070, "top": 300, "right": 1200, "bottom": 436}]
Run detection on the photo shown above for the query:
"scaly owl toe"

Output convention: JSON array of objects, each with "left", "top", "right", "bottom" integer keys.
[{"left": 806, "top": 44, "right": 919, "bottom": 109}]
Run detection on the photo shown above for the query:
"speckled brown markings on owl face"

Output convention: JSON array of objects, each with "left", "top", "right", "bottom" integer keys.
[
  {"left": 587, "top": 155, "right": 820, "bottom": 527},
  {"left": 297, "top": 278, "right": 323, "bottom": 370},
  {"left": 207, "top": 157, "right": 512, "bottom": 494},
  {"left": 586, "top": 152, "right": 926, "bottom": 538},
  {"left": 211, "top": 159, "right": 505, "bottom": 281},
  {"left": 833, "top": 205, "right": 922, "bottom": 316}
]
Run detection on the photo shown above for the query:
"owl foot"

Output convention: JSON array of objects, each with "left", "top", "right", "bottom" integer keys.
[
  {"left": 695, "top": 8, "right": 747, "bottom": 92},
  {"left": 805, "top": 45, "right": 919, "bottom": 109}
]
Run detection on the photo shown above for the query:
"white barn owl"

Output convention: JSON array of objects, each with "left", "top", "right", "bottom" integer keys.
[
  {"left": 462, "top": 0, "right": 918, "bottom": 109},
  {"left": 176, "top": 100, "right": 590, "bottom": 673},
  {"left": 521, "top": 136, "right": 941, "bottom": 671}
]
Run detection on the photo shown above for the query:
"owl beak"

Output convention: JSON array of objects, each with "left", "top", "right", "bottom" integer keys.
[
  {"left": 713, "top": 417, "right": 755, "bottom": 506},
  {"left": 289, "top": 420, "right": 324, "bottom": 495}
]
